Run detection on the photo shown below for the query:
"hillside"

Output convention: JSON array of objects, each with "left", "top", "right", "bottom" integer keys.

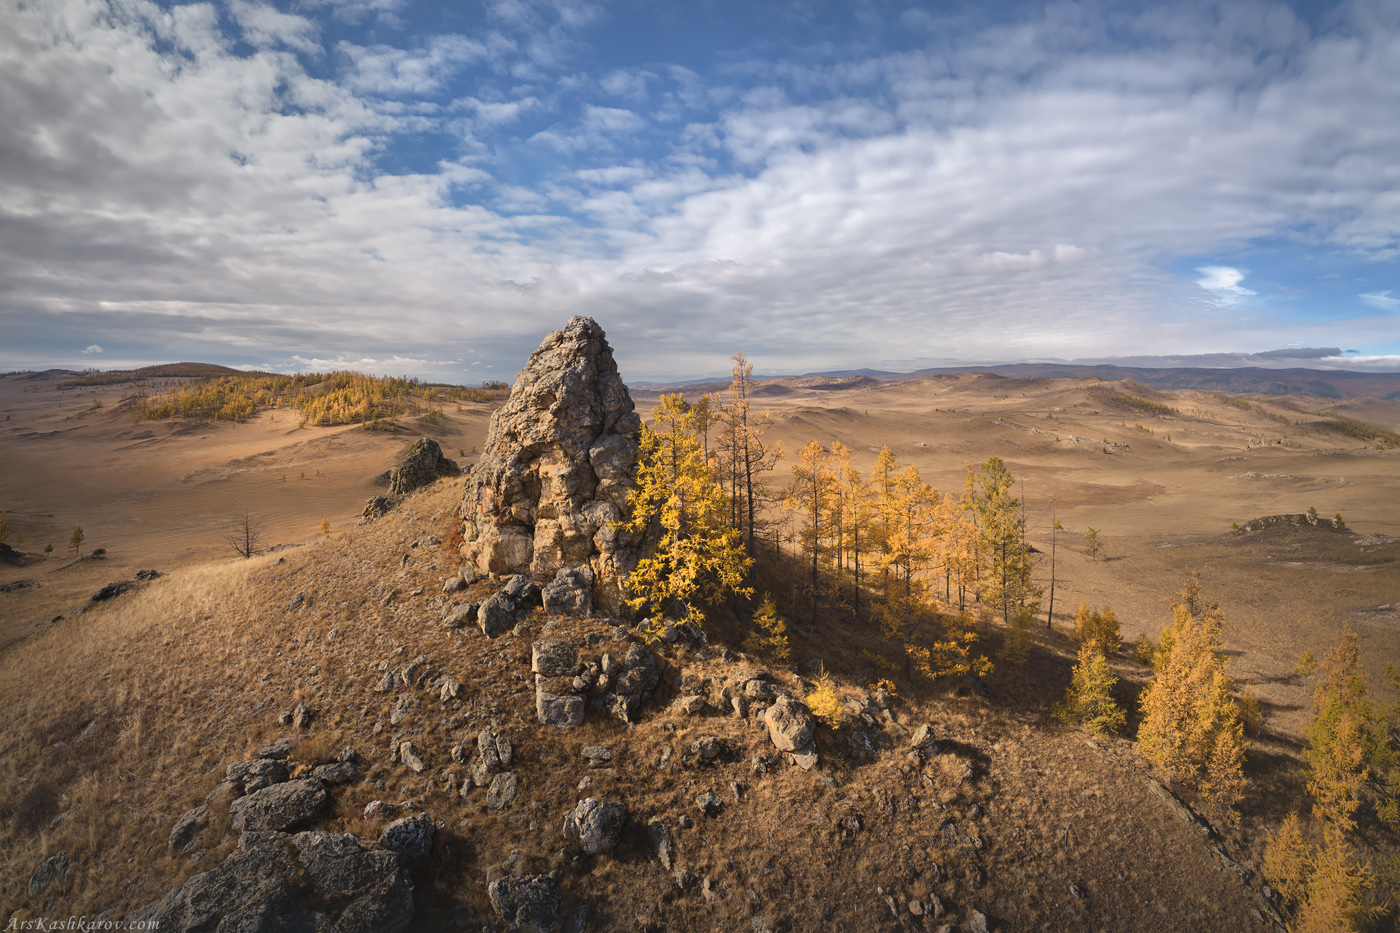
[
  {"left": 2, "top": 331, "right": 1398, "bottom": 931},
  {"left": 0, "top": 477, "right": 1280, "bottom": 931}
]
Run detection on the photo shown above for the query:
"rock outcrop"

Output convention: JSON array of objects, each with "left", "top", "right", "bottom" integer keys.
[
  {"left": 146, "top": 831, "right": 413, "bottom": 933},
  {"left": 460, "top": 317, "right": 645, "bottom": 616},
  {"left": 389, "top": 438, "right": 460, "bottom": 496}
]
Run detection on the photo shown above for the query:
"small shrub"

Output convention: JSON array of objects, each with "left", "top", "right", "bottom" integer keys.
[
  {"left": 1237, "top": 687, "right": 1264, "bottom": 735},
  {"left": 860, "top": 648, "right": 897, "bottom": 673},
  {"left": 999, "top": 605, "right": 1035, "bottom": 665},
  {"left": 1132, "top": 633, "right": 1156, "bottom": 665},
  {"left": 1056, "top": 645, "right": 1125, "bottom": 738},
  {"left": 742, "top": 593, "right": 790, "bottom": 661},
  {"left": 805, "top": 667, "right": 844, "bottom": 729},
  {"left": 1074, "top": 602, "right": 1122, "bottom": 655},
  {"left": 868, "top": 678, "right": 897, "bottom": 698}
]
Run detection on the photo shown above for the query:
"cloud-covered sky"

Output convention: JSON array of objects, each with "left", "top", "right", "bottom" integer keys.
[{"left": 2, "top": 0, "right": 1399, "bottom": 382}]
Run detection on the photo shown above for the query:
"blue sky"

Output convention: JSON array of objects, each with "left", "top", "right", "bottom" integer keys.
[{"left": 2, "top": 0, "right": 1398, "bottom": 383}]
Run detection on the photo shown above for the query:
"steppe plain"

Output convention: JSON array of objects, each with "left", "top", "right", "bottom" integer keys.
[{"left": 1, "top": 364, "right": 1397, "bottom": 930}]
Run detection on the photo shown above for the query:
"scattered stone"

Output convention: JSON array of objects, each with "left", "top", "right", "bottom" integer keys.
[
  {"left": 89, "top": 580, "right": 133, "bottom": 603},
  {"left": 379, "top": 813, "right": 435, "bottom": 862},
  {"left": 443, "top": 602, "right": 480, "bottom": 630},
  {"left": 676, "top": 695, "right": 706, "bottom": 715},
  {"left": 562, "top": 798, "right": 627, "bottom": 855},
  {"left": 229, "top": 779, "right": 329, "bottom": 834},
  {"left": 969, "top": 909, "right": 990, "bottom": 933},
  {"left": 647, "top": 818, "right": 674, "bottom": 870},
  {"left": 487, "top": 772, "right": 519, "bottom": 811},
  {"left": 255, "top": 738, "right": 295, "bottom": 761},
  {"left": 442, "top": 575, "right": 467, "bottom": 594},
  {"left": 582, "top": 746, "right": 613, "bottom": 767},
  {"left": 135, "top": 569, "right": 161, "bottom": 581},
  {"left": 488, "top": 872, "right": 561, "bottom": 933},
  {"left": 225, "top": 758, "right": 290, "bottom": 795},
  {"left": 440, "top": 676, "right": 463, "bottom": 701},
  {"left": 678, "top": 815, "right": 694, "bottom": 830},
  {"left": 537, "top": 681, "right": 586, "bottom": 729},
  {"left": 375, "top": 670, "right": 403, "bottom": 693},
  {"left": 908, "top": 899, "right": 923, "bottom": 917},
  {"left": 399, "top": 742, "right": 426, "bottom": 773},
  {"left": 310, "top": 760, "right": 358, "bottom": 784},
  {"left": 696, "top": 790, "right": 722, "bottom": 816},
  {"left": 479, "top": 591, "right": 516, "bottom": 638},
  {"left": 364, "top": 800, "right": 399, "bottom": 822},
  {"left": 291, "top": 702, "right": 313, "bottom": 731},
  {"left": 532, "top": 639, "right": 579, "bottom": 677},
  {"left": 926, "top": 894, "right": 945, "bottom": 918},
  {"left": 362, "top": 495, "right": 397, "bottom": 521},
  {"left": 692, "top": 736, "right": 722, "bottom": 760},
  {"left": 388, "top": 438, "right": 460, "bottom": 496},
  {"left": 764, "top": 695, "right": 815, "bottom": 752},
  {"left": 28, "top": 850, "right": 69, "bottom": 898}
]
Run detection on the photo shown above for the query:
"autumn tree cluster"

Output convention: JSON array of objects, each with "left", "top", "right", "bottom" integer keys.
[
  {"left": 1264, "top": 627, "right": 1400, "bottom": 932},
  {"left": 780, "top": 441, "right": 1044, "bottom": 683},
  {"left": 621, "top": 354, "right": 784, "bottom": 641}
]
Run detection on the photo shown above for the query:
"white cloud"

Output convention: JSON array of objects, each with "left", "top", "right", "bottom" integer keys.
[
  {"left": 228, "top": 0, "right": 321, "bottom": 55},
  {"left": 1195, "top": 266, "right": 1257, "bottom": 304},
  {"left": 4, "top": 0, "right": 1400, "bottom": 380},
  {"left": 81, "top": 344, "right": 103, "bottom": 354},
  {"left": 338, "top": 35, "right": 492, "bottom": 95},
  {"left": 1360, "top": 290, "right": 1400, "bottom": 312}
]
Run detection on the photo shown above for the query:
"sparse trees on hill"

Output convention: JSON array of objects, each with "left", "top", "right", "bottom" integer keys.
[
  {"left": 622, "top": 394, "right": 751, "bottom": 632},
  {"left": 1136, "top": 574, "right": 1248, "bottom": 820},
  {"left": 69, "top": 525, "right": 84, "bottom": 559}
]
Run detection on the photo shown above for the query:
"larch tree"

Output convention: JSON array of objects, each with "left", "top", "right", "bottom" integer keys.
[
  {"left": 878, "top": 464, "right": 940, "bottom": 681},
  {"left": 719, "top": 353, "right": 784, "bottom": 554},
  {"left": 969, "top": 457, "right": 1039, "bottom": 622},
  {"left": 621, "top": 394, "right": 752, "bottom": 633},
  {"left": 785, "top": 441, "right": 838, "bottom": 629},
  {"left": 1136, "top": 574, "right": 1248, "bottom": 820},
  {"left": 832, "top": 442, "right": 873, "bottom": 621}
]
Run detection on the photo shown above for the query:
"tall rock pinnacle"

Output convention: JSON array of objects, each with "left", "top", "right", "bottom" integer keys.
[{"left": 460, "top": 316, "right": 644, "bottom": 615}]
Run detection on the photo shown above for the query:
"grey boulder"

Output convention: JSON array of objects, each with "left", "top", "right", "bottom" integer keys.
[
  {"left": 228, "top": 779, "right": 329, "bottom": 834},
  {"left": 562, "top": 798, "right": 626, "bottom": 856}
]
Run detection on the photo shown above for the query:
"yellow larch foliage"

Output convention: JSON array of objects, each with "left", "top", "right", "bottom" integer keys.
[{"left": 1136, "top": 574, "right": 1248, "bottom": 820}]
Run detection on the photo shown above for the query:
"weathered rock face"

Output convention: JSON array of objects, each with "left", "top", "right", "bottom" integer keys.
[{"left": 460, "top": 317, "right": 644, "bottom": 616}]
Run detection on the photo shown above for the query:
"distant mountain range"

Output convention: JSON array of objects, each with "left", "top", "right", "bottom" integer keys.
[{"left": 635, "top": 363, "right": 1400, "bottom": 400}]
